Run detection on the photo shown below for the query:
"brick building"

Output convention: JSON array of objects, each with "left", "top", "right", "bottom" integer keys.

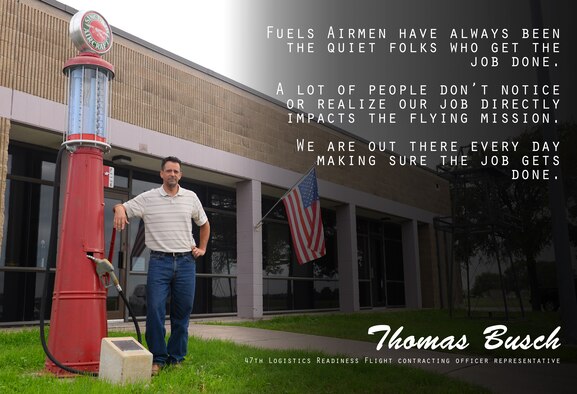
[{"left": 0, "top": 0, "right": 451, "bottom": 325}]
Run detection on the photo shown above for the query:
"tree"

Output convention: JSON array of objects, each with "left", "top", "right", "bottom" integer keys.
[
  {"left": 471, "top": 272, "right": 501, "bottom": 297},
  {"left": 497, "top": 129, "right": 552, "bottom": 311},
  {"left": 444, "top": 127, "right": 562, "bottom": 311}
]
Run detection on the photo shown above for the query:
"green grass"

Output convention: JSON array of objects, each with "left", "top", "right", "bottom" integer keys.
[
  {"left": 463, "top": 293, "right": 531, "bottom": 309},
  {"left": 0, "top": 329, "right": 486, "bottom": 393},
  {"left": 228, "top": 309, "right": 577, "bottom": 362}
]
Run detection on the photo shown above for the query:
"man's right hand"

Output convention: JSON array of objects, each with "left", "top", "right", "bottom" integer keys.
[{"left": 113, "top": 204, "right": 129, "bottom": 230}]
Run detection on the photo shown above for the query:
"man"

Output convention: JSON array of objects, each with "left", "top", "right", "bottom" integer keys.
[{"left": 113, "top": 156, "right": 210, "bottom": 375}]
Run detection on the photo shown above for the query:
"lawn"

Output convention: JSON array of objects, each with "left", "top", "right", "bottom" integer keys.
[
  {"left": 229, "top": 309, "right": 577, "bottom": 362},
  {"left": 0, "top": 329, "right": 486, "bottom": 393}
]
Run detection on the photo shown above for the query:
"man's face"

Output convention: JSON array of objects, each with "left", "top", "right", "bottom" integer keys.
[{"left": 160, "top": 161, "right": 182, "bottom": 188}]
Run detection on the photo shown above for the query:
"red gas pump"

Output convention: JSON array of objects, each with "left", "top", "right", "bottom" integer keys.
[{"left": 45, "top": 10, "right": 114, "bottom": 375}]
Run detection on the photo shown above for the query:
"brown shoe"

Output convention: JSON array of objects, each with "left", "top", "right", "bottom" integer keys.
[{"left": 151, "top": 363, "right": 162, "bottom": 376}]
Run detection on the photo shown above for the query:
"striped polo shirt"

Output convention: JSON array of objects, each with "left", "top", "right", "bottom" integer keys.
[{"left": 123, "top": 185, "right": 208, "bottom": 253}]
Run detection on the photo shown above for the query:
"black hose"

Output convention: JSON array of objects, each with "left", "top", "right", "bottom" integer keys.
[
  {"left": 106, "top": 229, "right": 142, "bottom": 344},
  {"left": 119, "top": 288, "right": 142, "bottom": 343},
  {"left": 39, "top": 147, "right": 143, "bottom": 376}
]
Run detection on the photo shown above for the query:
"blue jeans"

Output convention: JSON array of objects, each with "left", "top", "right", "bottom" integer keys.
[{"left": 145, "top": 252, "right": 196, "bottom": 365}]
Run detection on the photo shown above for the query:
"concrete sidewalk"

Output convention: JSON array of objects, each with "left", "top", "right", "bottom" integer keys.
[{"left": 109, "top": 319, "right": 577, "bottom": 394}]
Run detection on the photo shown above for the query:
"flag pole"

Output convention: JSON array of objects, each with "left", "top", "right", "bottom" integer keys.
[{"left": 254, "top": 165, "right": 316, "bottom": 230}]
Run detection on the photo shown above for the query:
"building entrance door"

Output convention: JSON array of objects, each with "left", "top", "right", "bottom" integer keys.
[{"left": 103, "top": 191, "right": 128, "bottom": 319}]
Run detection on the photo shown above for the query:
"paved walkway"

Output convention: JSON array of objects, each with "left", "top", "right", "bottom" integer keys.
[{"left": 109, "top": 319, "right": 577, "bottom": 394}]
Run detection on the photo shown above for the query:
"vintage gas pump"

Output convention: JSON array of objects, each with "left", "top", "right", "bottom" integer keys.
[{"left": 45, "top": 10, "right": 114, "bottom": 375}]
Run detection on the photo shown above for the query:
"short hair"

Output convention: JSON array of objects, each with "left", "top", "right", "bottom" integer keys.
[{"left": 161, "top": 156, "right": 182, "bottom": 170}]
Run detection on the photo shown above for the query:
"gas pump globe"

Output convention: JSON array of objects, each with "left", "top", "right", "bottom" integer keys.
[
  {"left": 63, "top": 10, "right": 114, "bottom": 151},
  {"left": 46, "top": 10, "right": 115, "bottom": 375}
]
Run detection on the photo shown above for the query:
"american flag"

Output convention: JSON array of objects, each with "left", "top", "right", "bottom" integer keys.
[{"left": 282, "top": 168, "right": 326, "bottom": 264}]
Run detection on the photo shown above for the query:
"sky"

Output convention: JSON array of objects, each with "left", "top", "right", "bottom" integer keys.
[{"left": 58, "top": 0, "right": 243, "bottom": 83}]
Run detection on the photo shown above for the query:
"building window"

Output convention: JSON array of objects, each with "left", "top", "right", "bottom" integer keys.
[
  {"left": 194, "top": 210, "right": 237, "bottom": 314},
  {"left": 263, "top": 221, "right": 291, "bottom": 277},
  {"left": 0, "top": 144, "right": 57, "bottom": 322},
  {"left": 195, "top": 277, "right": 237, "bottom": 314},
  {"left": 356, "top": 218, "right": 405, "bottom": 308},
  {"left": 207, "top": 188, "right": 236, "bottom": 211},
  {"left": 205, "top": 212, "right": 236, "bottom": 275},
  {"left": 261, "top": 197, "right": 338, "bottom": 312},
  {"left": 2, "top": 181, "right": 53, "bottom": 268},
  {"left": 0, "top": 271, "right": 53, "bottom": 322}
]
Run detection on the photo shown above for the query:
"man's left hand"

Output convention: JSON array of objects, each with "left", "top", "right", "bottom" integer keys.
[{"left": 192, "top": 247, "right": 205, "bottom": 259}]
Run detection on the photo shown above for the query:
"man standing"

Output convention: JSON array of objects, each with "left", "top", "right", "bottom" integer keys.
[{"left": 113, "top": 156, "right": 210, "bottom": 375}]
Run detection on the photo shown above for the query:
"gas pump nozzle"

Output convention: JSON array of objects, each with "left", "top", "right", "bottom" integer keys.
[
  {"left": 86, "top": 255, "right": 122, "bottom": 292},
  {"left": 85, "top": 254, "right": 143, "bottom": 345}
]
